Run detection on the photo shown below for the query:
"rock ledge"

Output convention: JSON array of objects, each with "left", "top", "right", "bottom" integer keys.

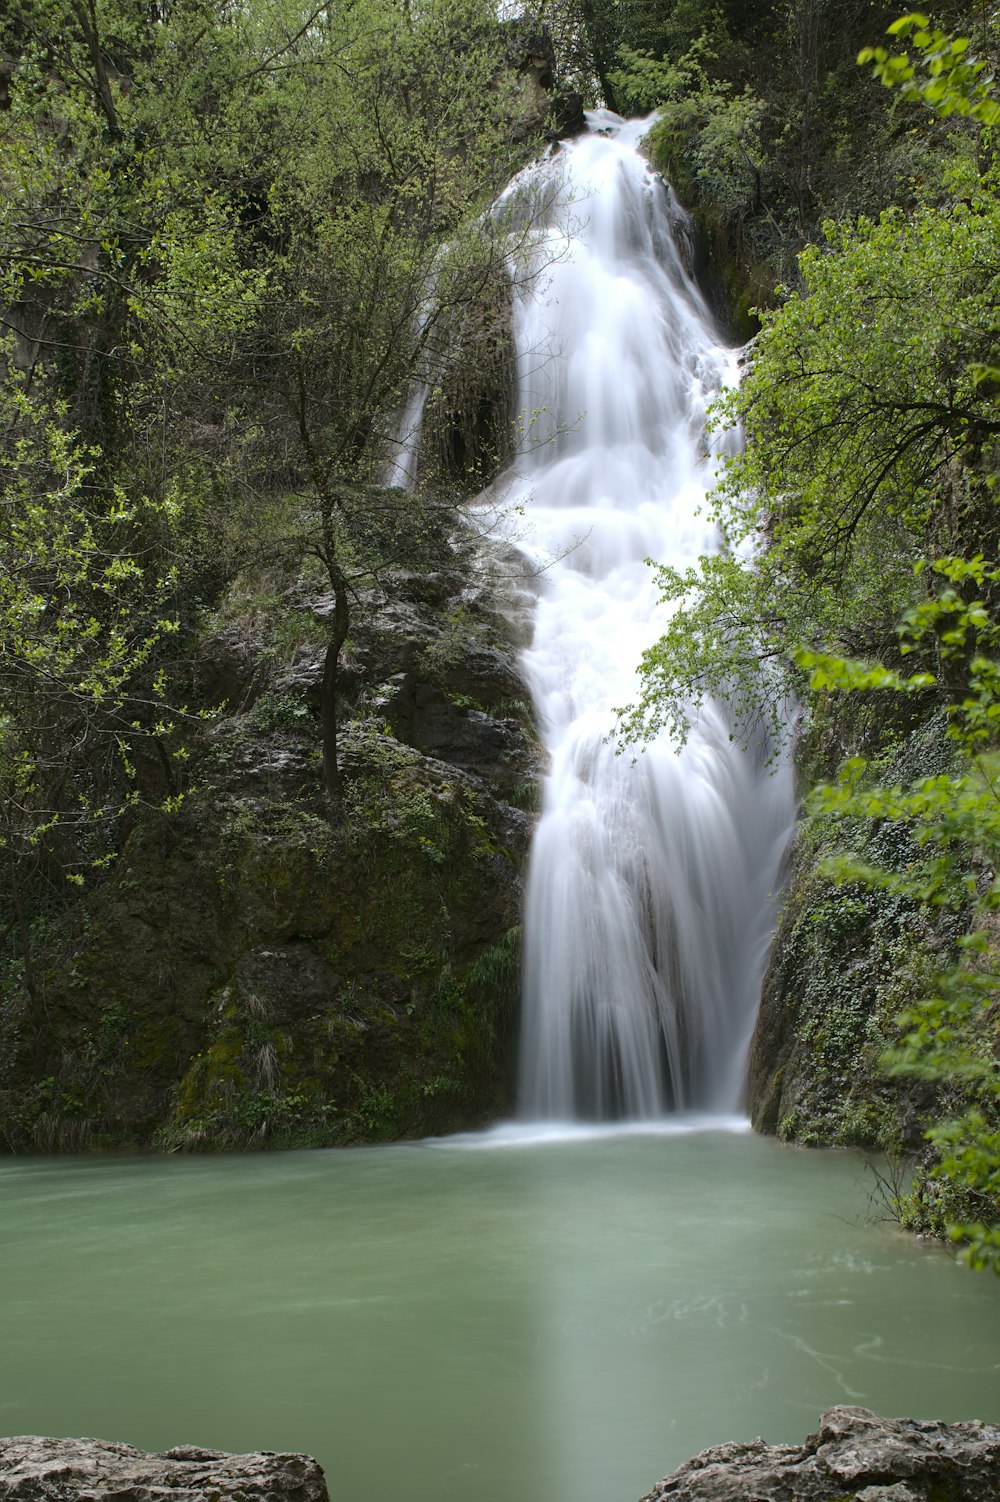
[
  {"left": 0, "top": 1437, "right": 329, "bottom": 1502},
  {"left": 641, "top": 1406, "right": 1000, "bottom": 1502}
]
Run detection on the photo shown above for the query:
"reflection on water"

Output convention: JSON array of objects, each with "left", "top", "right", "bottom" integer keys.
[{"left": 1, "top": 1131, "right": 998, "bottom": 1502}]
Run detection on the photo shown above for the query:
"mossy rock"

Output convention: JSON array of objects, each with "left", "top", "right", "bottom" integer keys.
[
  {"left": 748, "top": 720, "right": 970, "bottom": 1153},
  {"left": 0, "top": 543, "right": 538, "bottom": 1153}
]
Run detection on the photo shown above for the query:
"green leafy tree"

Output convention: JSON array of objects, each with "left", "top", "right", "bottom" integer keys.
[
  {"left": 859, "top": 11, "right": 1000, "bottom": 126},
  {"left": 2, "top": 0, "right": 547, "bottom": 822},
  {"left": 798, "top": 558, "right": 1000, "bottom": 1271},
  {"left": 0, "top": 0, "right": 273, "bottom": 998},
  {"left": 604, "top": 0, "right": 918, "bottom": 293},
  {"left": 622, "top": 11, "right": 1000, "bottom": 1265},
  {"left": 0, "top": 377, "right": 190, "bottom": 1000},
  {"left": 229, "top": 0, "right": 540, "bottom": 802}
]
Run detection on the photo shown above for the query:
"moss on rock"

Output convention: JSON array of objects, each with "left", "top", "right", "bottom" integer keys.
[
  {"left": 748, "top": 721, "right": 969, "bottom": 1154},
  {"left": 0, "top": 549, "right": 538, "bottom": 1153}
]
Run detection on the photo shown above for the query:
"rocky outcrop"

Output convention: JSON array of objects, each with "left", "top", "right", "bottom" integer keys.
[
  {"left": 504, "top": 23, "right": 585, "bottom": 142},
  {"left": 0, "top": 539, "right": 540, "bottom": 1152},
  {"left": 8, "top": 1412, "right": 998, "bottom": 1502},
  {"left": 746, "top": 828, "right": 940, "bottom": 1148},
  {"left": 746, "top": 723, "right": 967, "bottom": 1151},
  {"left": 0, "top": 1438, "right": 328, "bottom": 1502},
  {"left": 641, "top": 1407, "right": 1000, "bottom": 1502}
]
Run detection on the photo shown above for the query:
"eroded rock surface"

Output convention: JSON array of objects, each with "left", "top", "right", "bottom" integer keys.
[
  {"left": 0, "top": 541, "right": 539, "bottom": 1151},
  {"left": 746, "top": 723, "right": 968, "bottom": 1151},
  {"left": 640, "top": 1407, "right": 1000, "bottom": 1502},
  {"left": 0, "top": 1437, "right": 328, "bottom": 1502}
]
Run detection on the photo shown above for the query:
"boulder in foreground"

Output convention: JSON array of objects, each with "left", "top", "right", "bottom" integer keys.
[
  {"left": 0, "top": 1437, "right": 329, "bottom": 1502},
  {"left": 641, "top": 1406, "right": 1000, "bottom": 1502}
]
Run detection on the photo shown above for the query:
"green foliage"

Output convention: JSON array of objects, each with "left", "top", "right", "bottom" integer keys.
[
  {"left": 0, "top": 377, "right": 191, "bottom": 884},
  {"left": 570, "top": 0, "right": 780, "bottom": 110},
  {"left": 611, "top": 40, "right": 766, "bottom": 220},
  {"left": 163, "top": 1018, "right": 337, "bottom": 1151},
  {"left": 605, "top": 0, "right": 940, "bottom": 297},
  {"left": 343, "top": 730, "right": 449, "bottom": 863},
  {"left": 798, "top": 569, "right": 1000, "bottom": 1270},
  {"left": 860, "top": 13, "right": 1000, "bottom": 125},
  {"left": 616, "top": 550, "right": 793, "bottom": 751},
  {"left": 245, "top": 692, "right": 314, "bottom": 736},
  {"left": 624, "top": 14, "right": 1000, "bottom": 1265},
  {"left": 620, "top": 165, "right": 1000, "bottom": 753},
  {"left": 465, "top": 925, "right": 522, "bottom": 1046}
]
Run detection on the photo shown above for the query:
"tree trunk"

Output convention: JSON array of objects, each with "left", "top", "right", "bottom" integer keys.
[
  {"left": 70, "top": 0, "right": 120, "bottom": 134},
  {"left": 320, "top": 581, "right": 351, "bottom": 810},
  {"left": 6, "top": 843, "right": 40, "bottom": 1009}
]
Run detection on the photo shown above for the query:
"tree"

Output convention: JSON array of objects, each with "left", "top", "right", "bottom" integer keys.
[
  {"left": 618, "top": 160, "right": 1000, "bottom": 752},
  {"left": 605, "top": 0, "right": 911, "bottom": 283},
  {"left": 620, "top": 10, "right": 1000, "bottom": 1266},
  {"left": 0, "top": 377, "right": 190, "bottom": 1000},
  {"left": 2, "top": 0, "right": 551, "bottom": 823},
  {"left": 859, "top": 11, "right": 1000, "bottom": 127},
  {"left": 0, "top": 0, "right": 259, "bottom": 999},
  {"left": 205, "top": 0, "right": 546, "bottom": 804}
]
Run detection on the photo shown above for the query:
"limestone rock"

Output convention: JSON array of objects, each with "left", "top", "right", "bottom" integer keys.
[
  {"left": 196, "top": 622, "right": 266, "bottom": 712},
  {"left": 0, "top": 542, "right": 538, "bottom": 1151},
  {"left": 502, "top": 22, "right": 587, "bottom": 142},
  {"left": 745, "top": 726, "right": 966, "bottom": 1149},
  {"left": 0, "top": 1437, "right": 328, "bottom": 1502},
  {"left": 640, "top": 1407, "right": 1000, "bottom": 1502},
  {"left": 547, "top": 88, "right": 586, "bottom": 139}
]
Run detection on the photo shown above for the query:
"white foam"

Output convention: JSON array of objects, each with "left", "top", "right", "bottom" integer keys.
[
  {"left": 426, "top": 1115, "right": 753, "bottom": 1150},
  {"left": 505, "top": 116, "right": 794, "bottom": 1120}
]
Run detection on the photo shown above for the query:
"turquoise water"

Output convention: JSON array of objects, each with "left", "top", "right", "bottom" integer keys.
[{"left": 1, "top": 1123, "right": 998, "bottom": 1502}]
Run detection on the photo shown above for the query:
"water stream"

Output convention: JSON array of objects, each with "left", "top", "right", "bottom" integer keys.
[{"left": 496, "top": 113, "right": 793, "bottom": 1120}]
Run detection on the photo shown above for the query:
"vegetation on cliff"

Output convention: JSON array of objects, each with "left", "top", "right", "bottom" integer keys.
[
  {"left": 0, "top": 0, "right": 561, "bottom": 1148},
  {"left": 4, "top": 0, "right": 998, "bottom": 1205},
  {"left": 612, "top": 7, "right": 1000, "bottom": 1266}
]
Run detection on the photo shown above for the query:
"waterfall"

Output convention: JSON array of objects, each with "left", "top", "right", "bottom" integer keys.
[{"left": 493, "top": 112, "right": 794, "bottom": 1122}]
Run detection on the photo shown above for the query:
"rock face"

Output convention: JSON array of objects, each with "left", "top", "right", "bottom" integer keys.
[
  {"left": 746, "top": 723, "right": 967, "bottom": 1151},
  {"left": 0, "top": 1438, "right": 328, "bottom": 1502},
  {"left": 0, "top": 541, "right": 541, "bottom": 1152},
  {"left": 504, "top": 23, "right": 586, "bottom": 142},
  {"left": 640, "top": 1407, "right": 1000, "bottom": 1502}
]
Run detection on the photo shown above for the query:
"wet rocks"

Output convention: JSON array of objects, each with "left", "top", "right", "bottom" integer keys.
[
  {"left": 0, "top": 1437, "right": 329, "bottom": 1502},
  {"left": 0, "top": 543, "right": 539, "bottom": 1151},
  {"left": 640, "top": 1406, "right": 1000, "bottom": 1502},
  {"left": 745, "top": 722, "right": 969, "bottom": 1150},
  {"left": 502, "top": 23, "right": 586, "bottom": 143}
]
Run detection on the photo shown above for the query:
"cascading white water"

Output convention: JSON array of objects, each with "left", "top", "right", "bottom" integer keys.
[{"left": 495, "top": 112, "right": 794, "bottom": 1122}]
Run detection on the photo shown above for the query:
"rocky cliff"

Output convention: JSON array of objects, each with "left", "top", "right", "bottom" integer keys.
[
  {"left": 745, "top": 719, "right": 975, "bottom": 1154},
  {"left": 0, "top": 533, "right": 541, "bottom": 1152}
]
